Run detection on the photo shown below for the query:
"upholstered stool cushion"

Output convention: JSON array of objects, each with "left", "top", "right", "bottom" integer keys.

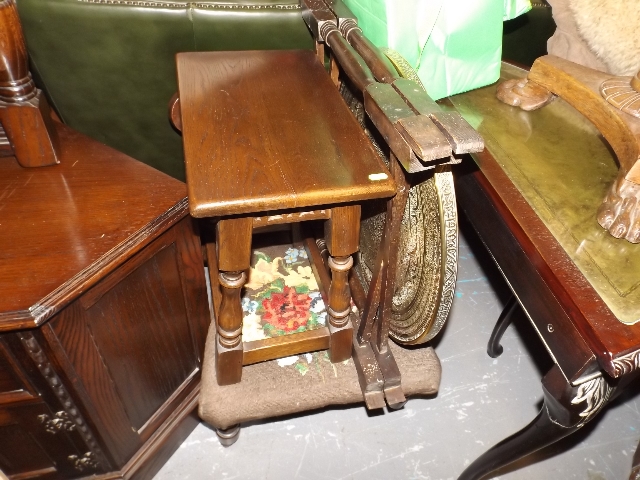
[{"left": 199, "top": 325, "right": 441, "bottom": 429}]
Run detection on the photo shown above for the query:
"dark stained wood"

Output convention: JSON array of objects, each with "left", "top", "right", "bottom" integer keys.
[
  {"left": 458, "top": 365, "right": 619, "bottom": 480},
  {"left": 0, "top": 0, "right": 35, "bottom": 103},
  {"left": 456, "top": 164, "right": 597, "bottom": 382},
  {"left": 0, "top": 340, "right": 38, "bottom": 405},
  {"left": 243, "top": 327, "right": 331, "bottom": 366},
  {"left": 0, "top": 402, "right": 83, "bottom": 479},
  {"left": 0, "top": 123, "right": 188, "bottom": 331},
  {"left": 324, "top": 29, "right": 376, "bottom": 92},
  {"left": 115, "top": 384, "right": 201, "bottom": 480},
  {"left": 348, "top": 29, "right": 399, "bottom": 84},
  {"left": 324, "top": 205, "right": 360, "bottom": 257},
  {"left": 178, "top": 50, "right": 397, "bottom": 388},
  {"left": 215, "top": 218, "right": 252, "bottom": 386},
  {"left": 457, "top": 140, "right": 640, "bottom": 378},
  {"left": 324, "top": 17, "right": 482, "bottom": 159},
  {"left": 79, "top": 228, "right": 178, "bottom": 311},
  {"left": 368, "top": 155, "right": 409, "bottom": 408},
  {"left": 363, "top": 83, "right": 422, "bottom": 171},
  {"left": 216, "top": 218, "right": 253, "bottom": 272},
  {"left": 205, "top": 241, "right": 222, "bottom": 322},
  {"left": 375, "top": 156, "right": 409, "bottom": 353},
  {"left": 487, "top": 295, "right": 520, "bottom": 358},
  {"left": 176, "top": 50, "right": 395, "bottom": 218},
  {"left": 453, "top": 65, "right": 640, "bottom": 478},
  {"left": 396, "top": 115, "right": 452, "bottom": 162},
  {"left": 40, "top": 217, "right": 206, "bottom": 467},
  {"left": 0, "top": 93, "right": 61, "bottom": 168},
  {"left": 304, "top": 236, "right": 331, "bottom": 305},
  {"left": 323, "top": 205, "right": 359, "bottom": 362},
  {"left": 0, "top": 120, "right": 208, "bottom": 478},
  {"left": 0, "top": 0, "right": 60, "bottom": 167}
]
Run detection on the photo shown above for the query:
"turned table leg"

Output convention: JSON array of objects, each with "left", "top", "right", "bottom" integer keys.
[
  {"left": 324, "top": 205, "right": 359, "bottom": 363},
  {"left": 214, "top": 217, "right": 252, "bottom": 386},
  {"left": 0, "top": 0, "right": 60, "bottom": 167},
  {"left": 458, "top": 365, "right": 615, "bottom": 480}
]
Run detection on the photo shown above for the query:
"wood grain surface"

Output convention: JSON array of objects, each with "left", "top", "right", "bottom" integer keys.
[
  {"left": 176, "top": 50, "right": 395, "bottom": 218},
  {"left": 0, "top": 122, "right": 188, "bottom": 329}
]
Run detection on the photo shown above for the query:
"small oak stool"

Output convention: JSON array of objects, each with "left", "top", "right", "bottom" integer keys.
[{"left": 176, "top": 50, "right": 396, "bottom": 386}]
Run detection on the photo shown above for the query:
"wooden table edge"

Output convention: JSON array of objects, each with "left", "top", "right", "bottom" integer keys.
[
  {"left": 0, "top": 198, "right": 190, "bottom": 332},
  {"left": 464, "top": 146, "right": 633, "bottom": 378}
]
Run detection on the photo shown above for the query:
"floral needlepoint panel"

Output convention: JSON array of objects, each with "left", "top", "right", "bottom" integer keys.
[{"left": 241, "top": 243, "right": 327, "bottom": 343}]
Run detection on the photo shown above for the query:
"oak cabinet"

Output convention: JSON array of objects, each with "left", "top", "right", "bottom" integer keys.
[{"left": 0, "top": 125, "right": 210, "bottom": 479}]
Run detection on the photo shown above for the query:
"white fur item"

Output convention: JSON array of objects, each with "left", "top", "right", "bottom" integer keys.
[{"left": 569, "top": 0, "right": 640, "bottom": 76}]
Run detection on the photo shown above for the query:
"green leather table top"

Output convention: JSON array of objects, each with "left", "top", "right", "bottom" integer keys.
[{"left": 451, "top": 63, "right": 640, "bottom": 325}]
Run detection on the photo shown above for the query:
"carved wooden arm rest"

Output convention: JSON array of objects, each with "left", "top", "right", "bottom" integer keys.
[
  {"left": 497, "top": 55, "right": 640, "bottom": 243},
  {"left": 0, "top": 0, "right": 60, "bottom": 167}
]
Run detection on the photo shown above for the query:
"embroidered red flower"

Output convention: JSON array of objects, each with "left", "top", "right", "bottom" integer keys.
[{"left": 262, "top": 286, "right": 312, "bottom": 332}]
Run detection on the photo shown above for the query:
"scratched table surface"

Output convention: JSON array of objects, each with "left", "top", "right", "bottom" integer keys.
[{"left": 176, "top": 50, "right": 395, "bottom": 219}]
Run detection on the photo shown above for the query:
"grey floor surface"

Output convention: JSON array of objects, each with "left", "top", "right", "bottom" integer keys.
[{"left": 155, "top": 219, "right": 640, "bottom": 480}]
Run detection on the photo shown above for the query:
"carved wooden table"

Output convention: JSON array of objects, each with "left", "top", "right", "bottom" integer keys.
[
  {"left": 0, "top": 123, "right": 209, "bottom": 479},
  {"left": 451, "top": 63, "right": 640, "bottom": 479}
]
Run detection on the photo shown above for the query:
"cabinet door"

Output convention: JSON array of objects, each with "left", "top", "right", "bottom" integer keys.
[{"left": 45, "top": 219, "right": 209, "bottom": 467}]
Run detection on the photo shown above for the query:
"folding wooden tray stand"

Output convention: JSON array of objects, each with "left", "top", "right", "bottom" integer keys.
[{"left": 173, "top": 0, "right": 484, "bottom": 445}]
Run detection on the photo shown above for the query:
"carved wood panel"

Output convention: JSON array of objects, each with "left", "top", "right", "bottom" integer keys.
[
  {"left": 46, "top": 222, "right": 206, "bottom": 467},
  {"left": 0, "top": 402, "right": 87, "bottom": 479}
]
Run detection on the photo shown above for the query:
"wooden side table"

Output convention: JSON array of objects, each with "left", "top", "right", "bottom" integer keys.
[
  {"left": 176, "top": 49, "right": 396, "bottom": 386},
  {"left": 0, "top": 123, "right": 209, "bottom": 479},
  {"left": 451, "top": 63, "right": 640, "bottom": 479}
]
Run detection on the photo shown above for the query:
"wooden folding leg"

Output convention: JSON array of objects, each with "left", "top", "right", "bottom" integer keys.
[
  {"left": 325, "top": 205, "right": 359, "bottom": 363},
  {"left": 214, "top": 217, "right": 253, "bottom": 386}
]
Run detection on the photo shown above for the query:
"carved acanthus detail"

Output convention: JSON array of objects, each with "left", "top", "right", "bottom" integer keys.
[
  {"left": 612, "top": 350, "right": 640, "bottom": 376},
  {"left": 68, "top": 452, "right": 99, "bottom": 472},
  {"left": 571, "top": 376, "right": 613, "bottom": 425},
  {"left": 18, "top": 332, "right": 108, "bottom": 470},
  {"left": 38, "top": 411, "right": 76, "bottom": 434}
]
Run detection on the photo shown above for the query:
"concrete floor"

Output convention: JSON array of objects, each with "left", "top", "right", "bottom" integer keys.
[{"left": 155, "top": 217, "right": 640, "bottom": 480}]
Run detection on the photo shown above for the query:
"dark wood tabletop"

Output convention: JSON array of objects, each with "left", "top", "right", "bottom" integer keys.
[
  {"left": 0, "top": 123, "right": 188, "bottom": 331},
  {"left": 176, "top": 50, "right": 396, "bottom": 218}
]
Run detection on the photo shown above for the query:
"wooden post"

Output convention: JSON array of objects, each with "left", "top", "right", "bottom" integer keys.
[
  {"left": 324, "top": 205, "right": 359, "bottom": 362},
  {"left": 214, "top": 217, "right": 253, "bottom": 386},
  {"left": 0, "top": 0, "right": 60, "bottom": 167}
]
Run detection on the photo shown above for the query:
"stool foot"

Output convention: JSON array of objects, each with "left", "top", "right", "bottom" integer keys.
[
  {"left": 216, "top": 425, "right": 240, "bottom": 447},
  {"left": 328, "top": 316, "right": 354, "bottom": 363}
]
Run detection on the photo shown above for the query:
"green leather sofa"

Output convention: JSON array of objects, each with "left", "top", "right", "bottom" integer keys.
[{"left": 18, "top": 0, "right": 314, "bottom": 180}]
